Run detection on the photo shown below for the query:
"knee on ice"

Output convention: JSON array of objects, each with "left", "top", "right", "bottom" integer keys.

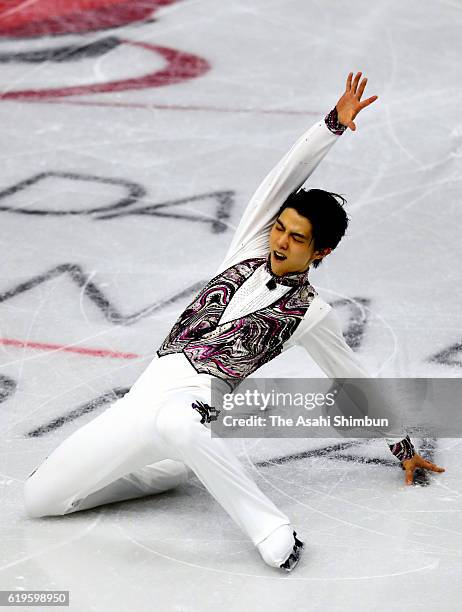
[{"left": 23, "top": 474, "right": 67, "bottom": 518}]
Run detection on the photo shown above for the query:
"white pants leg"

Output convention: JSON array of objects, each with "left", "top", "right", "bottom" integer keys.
[
  {"left": 24, "top": 359, "right": 295, "bottom": 566},
  {"left": 23, "top": 392, "right": 180, "bottom": 518},
  {"left": 152, "top": 391, "right": 291, "bottom": 547},
  {"left": 75, "top": 459, "right": 189, "bottom": 512}
]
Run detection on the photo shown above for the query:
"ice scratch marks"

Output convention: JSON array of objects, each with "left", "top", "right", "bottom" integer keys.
[
  {"left": 117, "top": 522, "right": 438, "bottom": 580},
  {"left": 0, "top": 512, "right": 103, "bottom": 572}
]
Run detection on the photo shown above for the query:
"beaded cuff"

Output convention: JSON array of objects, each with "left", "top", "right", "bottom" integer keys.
[
  {"left": 388, "top": 435, "right": 415, "bottom": 462},
  {"left": 324, "top": 107, "right": 347, "bottom": 136}
]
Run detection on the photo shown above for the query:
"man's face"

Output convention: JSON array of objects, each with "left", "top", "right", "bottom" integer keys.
[{"left": 268, "top": 207, "right": 330, "bottom": 276}]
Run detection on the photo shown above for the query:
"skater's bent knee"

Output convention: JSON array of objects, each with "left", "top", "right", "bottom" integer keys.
[
  {"left": 155, "top": 408, "right": 196, "bottom": 449},
  {"left": 23, "top": 476, "right": 66, "bottom": 518},
  {"left": 23, "top": 485, "right": 48, "bottom": 518}
]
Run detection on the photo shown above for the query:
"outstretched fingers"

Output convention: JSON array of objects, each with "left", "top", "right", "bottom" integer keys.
[
  {"left": 404, "top": 455, "right": 446, "bottom": 485},
  {"left": 346, "top": 71, "right": 353, "bottom": 91},
  {"left": 340, "top": 71, "right": 378, "bottom": 130},
  {"left": 417, "top": 457, "right": 445, "bottom": 473},
  {"left": 359, "top": 95, "right": 378, "bottom": 110},
  {"left": 352, "top": 71, "right": 362, "bottom": 94},
  {"left": 356, "top": 76, "right": 368, "bottom": 100}
]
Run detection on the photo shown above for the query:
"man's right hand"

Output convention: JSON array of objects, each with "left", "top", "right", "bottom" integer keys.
[{"left": 401, "top": 453, "right": 446, "bottom": 485}]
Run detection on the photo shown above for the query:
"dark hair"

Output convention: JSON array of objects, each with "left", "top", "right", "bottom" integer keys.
[{"left": 277, "top": 188, "right": 349, "bottom": 268}]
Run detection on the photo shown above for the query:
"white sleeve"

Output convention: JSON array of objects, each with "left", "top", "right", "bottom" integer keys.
[
  {"left": 297, "top": 309, "right": 408, "bottom": 446},
  {"left": 216, "top": 118, "right": 341, "bottom": 274}
]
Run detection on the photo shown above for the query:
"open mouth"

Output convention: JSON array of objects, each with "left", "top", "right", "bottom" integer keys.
[{"left": 273, "top": 250, "right": 287, "bottom": 261}]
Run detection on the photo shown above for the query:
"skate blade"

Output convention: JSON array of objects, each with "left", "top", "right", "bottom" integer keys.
[{"left": 280, "top": 531, "right": 304, "bottom": 573}]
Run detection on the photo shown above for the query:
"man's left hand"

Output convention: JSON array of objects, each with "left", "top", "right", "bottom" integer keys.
[
  {"left": 336, "top": 71, "right": 378, "bottom": 131},
  {"left": 402, "top": 453, "right": 445, "bottom": 485}
]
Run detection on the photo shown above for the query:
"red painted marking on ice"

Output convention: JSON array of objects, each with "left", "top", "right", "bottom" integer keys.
[
  {"left": 0, "top": 40, "right": 210, "bottom": 99},
  {"left": 0, "top": 97, "right": 319, "bottom": 117},
  {"left": 0, "top": 337, "right": 139, "bottom": 359},
  {"left": 0, "top": 0, "right": 177, "bottom": 37}
]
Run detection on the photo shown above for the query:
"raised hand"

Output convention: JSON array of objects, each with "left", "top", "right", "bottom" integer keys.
[
  {"left": 335, "top": 71, "right": 378, "bottom": 131},
  {"left": 402, "top": 453, "right": 446, "bottom": 486}
]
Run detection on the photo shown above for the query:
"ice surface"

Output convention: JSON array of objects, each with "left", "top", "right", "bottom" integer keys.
[{"left": 1, "top": 0, "right": 462, "bottom": 610}]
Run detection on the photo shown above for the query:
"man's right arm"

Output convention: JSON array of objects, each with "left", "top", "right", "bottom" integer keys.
[
  {"left": 297, "top": 309, "right": 414, "bottom": 448},
  {"left": 297, "top": 310, "right": 446, "bottom": 483}
]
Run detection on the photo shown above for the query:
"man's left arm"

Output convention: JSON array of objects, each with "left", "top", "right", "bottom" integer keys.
[
  {"left": 297, "top": 309, "right": 445, "bottom": 485},
  {"left": 217, "top": 114, "right": 342, "bottom": 274},
  {"left": 217, "top": 72, "right": 376, "bottom": 274}
]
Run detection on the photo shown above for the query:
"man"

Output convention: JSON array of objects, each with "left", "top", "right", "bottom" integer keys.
[{"left": 23, "top": 72, "right": 445, "bottom": 572}]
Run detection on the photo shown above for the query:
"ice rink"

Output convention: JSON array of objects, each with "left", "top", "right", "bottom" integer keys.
[{"left": 1, "top": 1, "right": 462, "bottom": 610}]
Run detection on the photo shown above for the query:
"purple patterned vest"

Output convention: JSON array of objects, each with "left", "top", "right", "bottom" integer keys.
[{"left": 157, "top": 257, "right": 317, "bottom": 388}]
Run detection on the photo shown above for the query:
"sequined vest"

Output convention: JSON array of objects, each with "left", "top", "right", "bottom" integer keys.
[{"left": 157, "top": 257, "right": 316, "bottom": 388}]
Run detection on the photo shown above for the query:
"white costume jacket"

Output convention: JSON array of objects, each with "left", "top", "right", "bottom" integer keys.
[{"left": 157, "top": 110, "right": 414, "bottom": 461}]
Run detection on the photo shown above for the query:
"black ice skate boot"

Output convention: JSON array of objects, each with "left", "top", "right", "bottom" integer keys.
[{"left": 279, "top": 531, "right": 304, "bottom": 572}]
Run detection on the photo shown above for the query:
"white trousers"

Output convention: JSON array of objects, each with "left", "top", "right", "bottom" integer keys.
[{"left": 23, "top": 355, "right": 296, "bottom": 567}]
